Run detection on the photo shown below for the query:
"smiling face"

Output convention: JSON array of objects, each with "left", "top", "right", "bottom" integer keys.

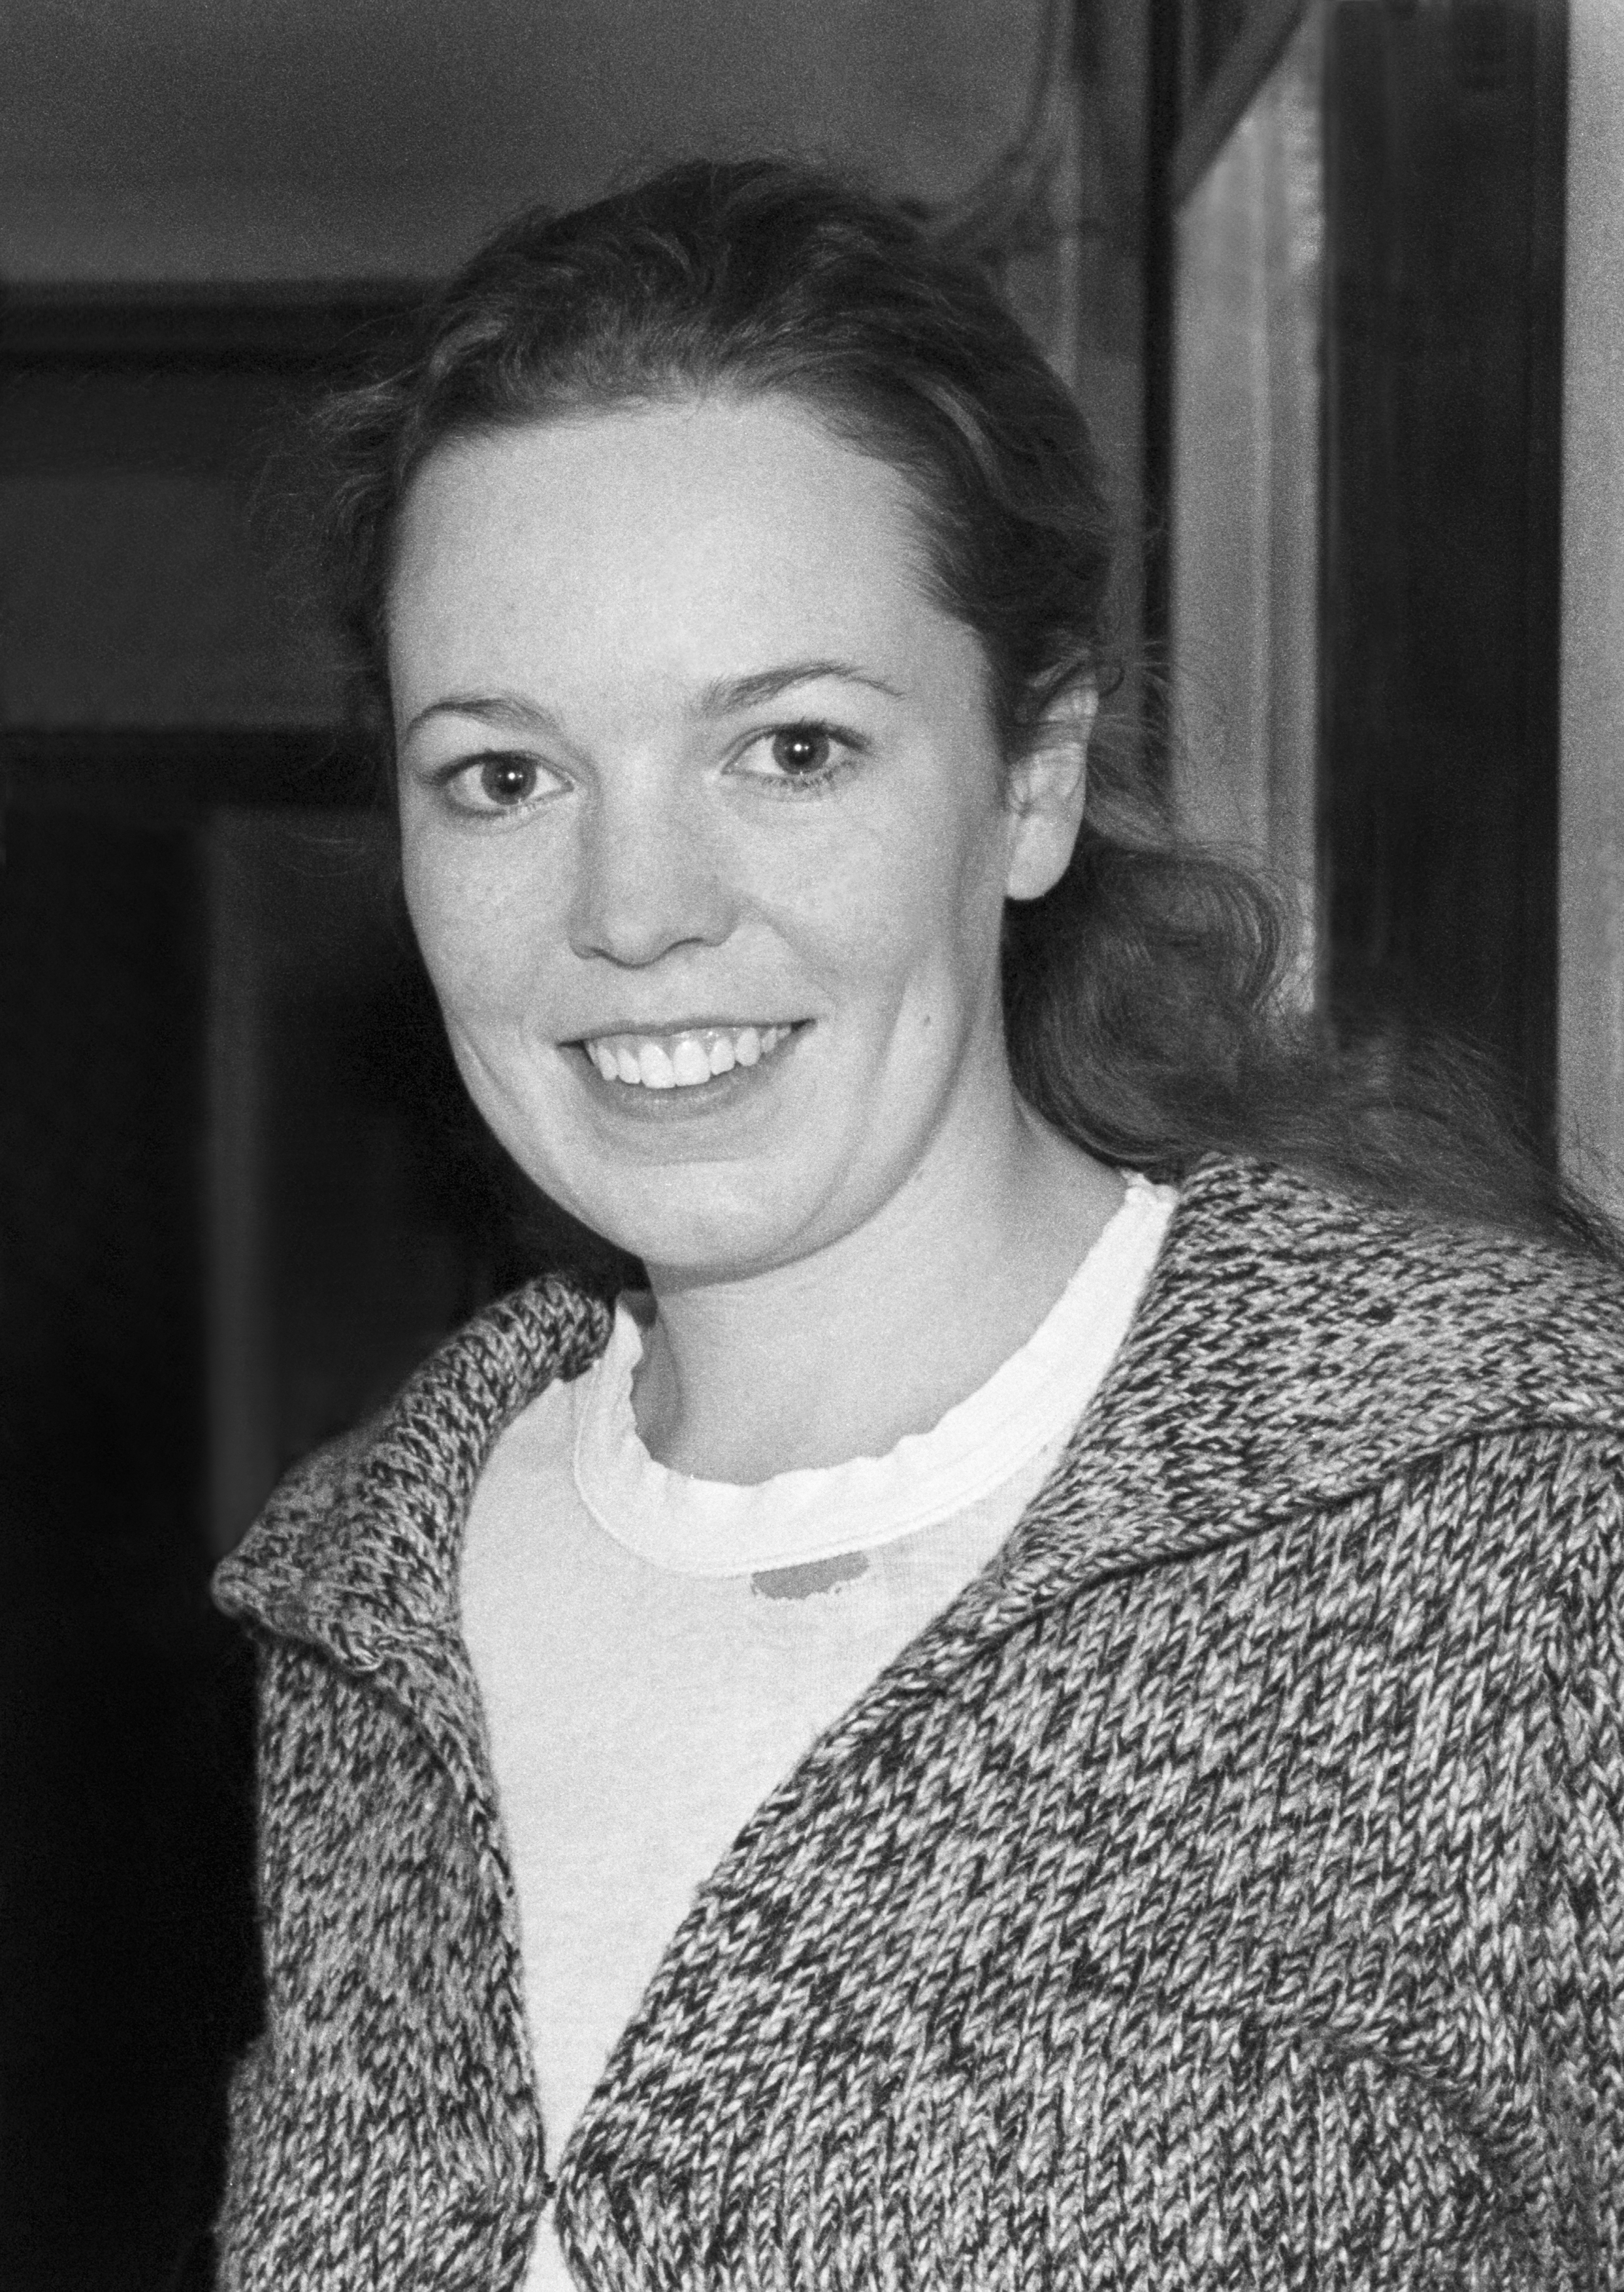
[{"left": 389, "top": 394, "right": 1081, "bottom": 1283}]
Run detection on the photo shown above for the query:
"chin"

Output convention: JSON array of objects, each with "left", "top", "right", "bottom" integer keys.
[{"left": 562, "top": 1177, "right": 822, "bottom": 1286}]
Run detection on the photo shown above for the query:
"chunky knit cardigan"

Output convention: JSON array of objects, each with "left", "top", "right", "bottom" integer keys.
[{"left": 213, "top": 1157, "right": 1624, "bottom": 2289}]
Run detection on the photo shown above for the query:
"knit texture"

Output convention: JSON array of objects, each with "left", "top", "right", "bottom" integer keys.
[{"left": 213, "top": 1158, "right": 1624, "bottom": 2289}]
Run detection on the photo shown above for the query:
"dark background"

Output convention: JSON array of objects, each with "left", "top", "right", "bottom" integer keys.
[{"left": 0, "top": 2, "right": 1580, "bottom": 2284}]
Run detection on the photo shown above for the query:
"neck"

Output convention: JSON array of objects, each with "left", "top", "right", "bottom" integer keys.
[{"left": 630, "top": 1089, "right": 1125, "bottom": 1482}]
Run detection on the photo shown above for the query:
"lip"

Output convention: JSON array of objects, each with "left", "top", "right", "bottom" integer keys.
[
  {"left": 570, "top": 1020, "right": 809, "bottom": 1117},
  {"left": 570, "top": 1017, "right": 804, "bottom": 1041}
]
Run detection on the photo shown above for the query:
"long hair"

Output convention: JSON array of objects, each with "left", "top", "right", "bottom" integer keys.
[{"left": 315, "top": 157, "right": 1610, "bottom": 1256}]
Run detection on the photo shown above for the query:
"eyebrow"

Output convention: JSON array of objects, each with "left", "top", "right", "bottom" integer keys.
[
  {"left": 399, "top": 693, "right": 564, "bottom": 747},
  {"left": 399, "top": 659, "right": 900, "bottom": 749},
  {"left": 692, "top": 659, "right": 903, "bottom": 713}
]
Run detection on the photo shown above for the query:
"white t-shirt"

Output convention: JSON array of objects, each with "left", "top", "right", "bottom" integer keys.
[{"left": 460, "top": 1173, "right": 1177, "bottom": 2291}]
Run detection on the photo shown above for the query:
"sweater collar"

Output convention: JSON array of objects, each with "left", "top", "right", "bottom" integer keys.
[
  {"left": 215, "top": 1155, "right": 1623, "bottom": 1675},
  {"left": 214, "top": 1277, "right": 613, "bottom": 1668}
]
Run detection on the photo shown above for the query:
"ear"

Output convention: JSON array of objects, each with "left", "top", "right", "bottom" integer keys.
[{"left": 1003, "top": 683, "right": 1096, "bottom": 902}]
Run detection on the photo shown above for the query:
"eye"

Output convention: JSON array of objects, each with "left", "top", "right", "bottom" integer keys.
[
  {"left": 734, "top": 719, "right": 866, "bottom": 794},
  {"left": 474, "top": 756, "right": 541, "bottom": 806},
  {"left": 769, "top": 725, "right": 836, "bottom": 778},
  {"left": 440, "top": 752, "right": 562, "bottom": 816}
]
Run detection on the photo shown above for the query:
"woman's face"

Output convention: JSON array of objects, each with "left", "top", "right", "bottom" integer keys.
[{"left": 390, "top": 395, "right": 1073, "bottom": 1281}]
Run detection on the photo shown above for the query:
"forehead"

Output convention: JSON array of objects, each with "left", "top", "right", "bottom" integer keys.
[{"left": 386, "top": 396, "right": 946, "bottom": 694}]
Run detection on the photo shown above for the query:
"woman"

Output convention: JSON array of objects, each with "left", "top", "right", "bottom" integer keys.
[{"left": 215, "top": 161, "right": 1624, "bottom": 2288}]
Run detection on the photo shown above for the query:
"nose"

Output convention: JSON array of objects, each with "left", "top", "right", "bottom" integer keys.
[{"left": 566, "top": 765, "right": 736, "bottom": 968}]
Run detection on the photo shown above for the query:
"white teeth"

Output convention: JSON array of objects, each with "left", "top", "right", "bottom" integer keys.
[{"left": 583, "top": 1023, "right": 796, "bottom": 1090}]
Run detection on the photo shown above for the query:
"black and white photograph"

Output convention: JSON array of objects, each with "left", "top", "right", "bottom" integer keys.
[{"left": 3, "top": 1, "right": 1623, "bottom": 2285}]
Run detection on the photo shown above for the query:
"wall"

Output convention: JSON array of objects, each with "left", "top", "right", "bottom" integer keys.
[
  {"left": 0, "top": 367, "right": 345, "bottom": 727},
  {"left": 2, "top": 0, "right": 1143, "bottom": 738},
  {"left": 1559, "top": 0, "right": 1624, "bottom": 1219},
  {"left": 1169, "top": 3, "right": 1322, "bottom": 988},
  {"left": 0, "top": 0, "right": 1048, "bottom": 284}
]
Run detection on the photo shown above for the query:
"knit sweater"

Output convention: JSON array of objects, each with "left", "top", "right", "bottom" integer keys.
[{"left": 212, "top": 1156, "right": 1624, "bottom": 2289}]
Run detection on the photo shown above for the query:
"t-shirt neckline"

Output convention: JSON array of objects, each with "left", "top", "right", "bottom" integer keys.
[{"left": 572, "top": 1171, "right": 1176, "bottom": 1578}]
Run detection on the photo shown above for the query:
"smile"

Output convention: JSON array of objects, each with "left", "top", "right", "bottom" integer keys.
[{"left": 581, "top": 1023, "right": 798, "bottom": 1090}]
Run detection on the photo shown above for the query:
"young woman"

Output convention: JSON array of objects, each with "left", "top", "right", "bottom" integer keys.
[{"left": 215, "top": 162, "right": 1624, "bottom": 2289}]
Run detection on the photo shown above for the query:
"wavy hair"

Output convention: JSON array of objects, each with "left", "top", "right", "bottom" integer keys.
[{"left": 314, "top": 157, "right": 1610, "bottom": 1256}]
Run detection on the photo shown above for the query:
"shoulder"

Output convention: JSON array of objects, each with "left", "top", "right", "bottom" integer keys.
[
  {"left": 1159, "top": 1155, "right": 1624, "bottom": 1441},
  {"left": 1083, "top": 1158, "right": 1624, "bottom": 1565},
  {"left": 214, "top": 1271, "right": 613, "bottom": 1645}
]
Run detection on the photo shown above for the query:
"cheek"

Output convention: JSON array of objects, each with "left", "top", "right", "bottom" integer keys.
[
  {"left": 400, "top": 827, "right": 555, "bottom": 1040},
  {"left": 777, "top": 825, "right": 1005, "bottom": 1040},
  {"left": 844, "top": 795, "right": 1008, "bottom": 979},
  {"left": 400, "top": 834, "right": 478, "bottom": 1010}
]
